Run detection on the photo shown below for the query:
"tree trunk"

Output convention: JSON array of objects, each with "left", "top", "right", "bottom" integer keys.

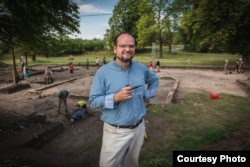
[
  {"left": 168, "top": 43, "right": 172, "bottom": 53},
  {"left": 159, "top": 34, "right": 163, "bottom": 58},
  {"left": 32, "top": 54, "right": 36, "bottom": 61},
  {"left": 168, "top": 32, "right": 172, "bottom": 53},
  {"left": 12, "top": 46, "right": 19, "bottom": 84},
  {"left": 159, "top": 43, "right": 163, "bottom": 58},
  {"left": 242, "top": 54, "right": 250, "bottom": 65},
  {"left": 24, "top": 52, "right": 28, "bottom": 66}
]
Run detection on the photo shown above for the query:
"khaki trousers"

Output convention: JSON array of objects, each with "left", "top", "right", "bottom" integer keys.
[{"left": 100, "top": 120, "right": 145, "bottom": 167}]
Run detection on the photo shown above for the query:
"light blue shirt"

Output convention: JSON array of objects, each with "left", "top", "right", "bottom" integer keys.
[{"left": 89, "top": 60, "right": 159, "bottom": 126}]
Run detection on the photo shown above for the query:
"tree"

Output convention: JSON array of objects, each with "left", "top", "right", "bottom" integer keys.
[
  {"left": 106, "top": 0, "right": 175, "bottom": 58},
  {"left": 179, "top": 0, "right": 250, "bottom": 63},
  {"left": 153, "top": 0, "right": 173, "bottom": 58},
  {"left": 136, "top": 0, "right": 156, "bottom": 47},
  {"left": 0, "top": 0, "right": 80, "bottom": 83},
  {"left": 105, "top": 0, "right": 141, "bottom": 49},
  {"left": 136, "top": 0, "right": 174, "bottom": 58}
]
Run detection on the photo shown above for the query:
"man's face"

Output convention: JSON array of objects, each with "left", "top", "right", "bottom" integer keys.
[{"left": 114, "top": 34, "right": 135, "bottom": 63}]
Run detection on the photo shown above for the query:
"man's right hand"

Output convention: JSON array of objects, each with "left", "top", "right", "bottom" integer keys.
[{"left": 114, "top": 86, "right": 132, "bottom": 103}]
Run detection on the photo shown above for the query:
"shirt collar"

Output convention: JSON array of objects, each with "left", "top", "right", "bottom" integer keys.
[{"left": 112, "top": 59, "right": 133, "bottom": 71}]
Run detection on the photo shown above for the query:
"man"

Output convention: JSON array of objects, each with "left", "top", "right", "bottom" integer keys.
[
  {"left": 69, "top": 62, "right": 74, "bottom": 74},
  {"left": 58, "top": 89, "right": 69, "bottom": 114},
  {"left": 238, "top": 58, "right": 244, "bottom": 73},
  {"left": 156, "top": 59, "right": 160, "bottom": 72},
  {"left": 86, "top": 59, "right": 89, "bottom": 69},
  {"left": 89, "top": 32, "right": 159, "bottom": 167},
  {"left": 23, "top": 64, "right": 30, "bottom": 81},
  {"left": 224, "top": 59, "right": 229, "bottom": 75},
  {"left": 44, "top": 66, "right": 53, "bottom": 84},
  {"left": 70, "top": 100, "right": 88, "bottom": 122},
  {"left": 95, "top": 57, "right": 100, "bottom": 69}
]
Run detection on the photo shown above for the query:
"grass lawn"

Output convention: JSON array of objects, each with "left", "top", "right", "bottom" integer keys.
[
  {"left": 140, "top": 92, "right": 250, "bottom": 166},
  {"left": 0, "top": 49, "right": 246, "bottom": 68}
]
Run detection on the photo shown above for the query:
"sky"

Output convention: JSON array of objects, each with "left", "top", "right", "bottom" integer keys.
[{"left": 72, "top": 0, "right": 118, "bottom": 39}]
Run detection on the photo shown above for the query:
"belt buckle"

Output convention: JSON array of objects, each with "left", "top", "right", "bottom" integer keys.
[{"left": 128, "top": 125, "right": 134, "bottom": 129}]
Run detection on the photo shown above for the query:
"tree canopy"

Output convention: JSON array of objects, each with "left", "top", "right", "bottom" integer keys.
[
  {"left": 178, "top": 0, "right": 250, "bottom": 62},
  {"left": 105, "top": 0, "right": 178, "bottom": 57},
  {"left": 105, "top": 0, "right": 250, "bottom": 63},
  {"left": 0, "top": 0, "right": 80, "bottom": 52},
  {"left": 104, "top": 0, "right": 141, "bottom": 49},
  {"left": 0, "top": 0, "right": 80, "bottom": 83}
]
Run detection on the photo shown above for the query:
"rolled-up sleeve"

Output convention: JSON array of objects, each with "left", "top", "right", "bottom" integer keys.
[
  {"left": 105, "top": 94, "right": 115, "bottom": 109},
  {"left": 144, "top": 89, "right": 157, "bottom": 99}
]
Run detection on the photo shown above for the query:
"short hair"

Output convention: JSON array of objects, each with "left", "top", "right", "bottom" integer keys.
[{"left": 113, "top": 32, "right": 135, "bottom": 46}]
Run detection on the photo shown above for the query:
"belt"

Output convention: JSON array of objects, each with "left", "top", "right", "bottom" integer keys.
[{"left": 109, "top": 119, "right": 143, "bottom": 129}]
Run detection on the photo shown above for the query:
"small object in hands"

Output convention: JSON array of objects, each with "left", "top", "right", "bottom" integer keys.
[
  {"left": 126, "top": 84, "right": 143, "bottom": 90},
  {"left": 131, "top": 85, "right": 143, "bottom": 90},
  {"left": 210, "top": 92, "right": 219, "bottom": 100}
]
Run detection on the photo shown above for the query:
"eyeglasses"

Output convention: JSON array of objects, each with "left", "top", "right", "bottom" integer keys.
[{"left": 117, "top": 45, "right": 135, "bottom": 49}]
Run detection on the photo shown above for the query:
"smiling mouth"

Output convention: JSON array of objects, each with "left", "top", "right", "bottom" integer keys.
[
  {"left": 123, "top": 53, "right": 133, "bottom": 57},
  {"left": 124, "top": 55, "right": 131, "bottom": 57}
]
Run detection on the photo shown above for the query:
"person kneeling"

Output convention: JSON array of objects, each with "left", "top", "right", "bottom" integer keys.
[{"left": 71, "top": 100, "right": 88, "bottom": 122}]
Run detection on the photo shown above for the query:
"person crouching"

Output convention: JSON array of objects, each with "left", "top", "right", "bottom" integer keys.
[{"left": 71, "top": 100, "right": 88, "bottom": 122}]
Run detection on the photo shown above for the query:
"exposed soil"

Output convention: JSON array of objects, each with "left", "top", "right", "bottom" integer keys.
[{"left": 0, "top": 65, "right": 249, "bottom": 166}]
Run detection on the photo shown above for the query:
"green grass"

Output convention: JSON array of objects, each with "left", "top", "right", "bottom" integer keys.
[
  {"left": 0, "top": 49, "right": 245, "bottom": 68},
  {"left": 139, "top": 92, "right": 250, "bottom": 167}
]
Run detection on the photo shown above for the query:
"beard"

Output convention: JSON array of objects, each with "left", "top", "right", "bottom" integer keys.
[{"left": 115, "top": 55, "right": 133, "bottom": 63}]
